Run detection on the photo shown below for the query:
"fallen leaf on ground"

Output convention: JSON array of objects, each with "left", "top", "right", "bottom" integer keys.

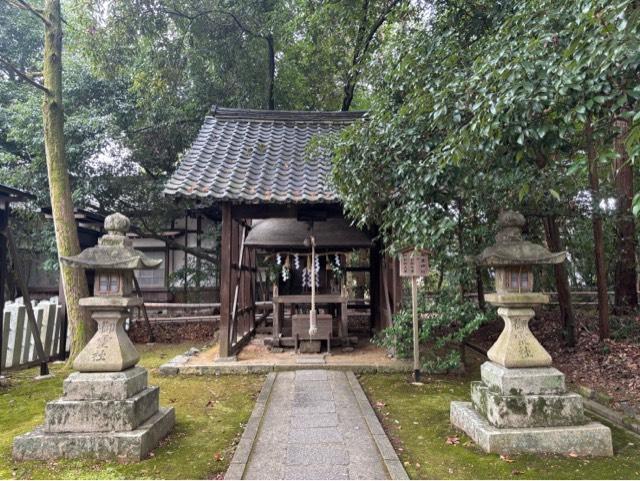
[
  {"left": 500, "top": 454, "right": 515, "bottom": 463},
  {"left": 445, "top": 435, "right": 460, "bottom": 445}
]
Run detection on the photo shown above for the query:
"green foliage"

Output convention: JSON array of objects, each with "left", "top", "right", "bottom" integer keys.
[
  {"left": 373, "top": 286, "right": 493, "bottom": 373},
  {"left": 1, "top": 0, "right": 413, "bottom": 275},
  {"left": 609, "top": 315, "right": 640, "bottom": 343},
  {"left": 331, "top": 0, "right": 640, "bottom": 294}
]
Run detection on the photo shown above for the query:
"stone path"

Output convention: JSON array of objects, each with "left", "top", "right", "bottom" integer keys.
[{"left": 226, "top": 370, "right": 408, "bottom": 480}]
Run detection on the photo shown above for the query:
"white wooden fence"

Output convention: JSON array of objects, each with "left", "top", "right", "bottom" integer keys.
[{"left": 1, "top": 297, "right": 66, "bottom": 371}]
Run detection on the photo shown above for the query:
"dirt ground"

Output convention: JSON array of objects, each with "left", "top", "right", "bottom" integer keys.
[
  {"left": 187, "top": 334, "right": 409, "bottom": 367},
  {"left": 472, "top": 308, "right": 640, "bottom": 415}
]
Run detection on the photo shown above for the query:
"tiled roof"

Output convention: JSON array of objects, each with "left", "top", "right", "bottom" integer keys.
[
  {"left": 163, "top": 107, "right": 364, "bottom": 204},
  {"left": 0, "top": 183, "right": 34, "bottom": 202}
]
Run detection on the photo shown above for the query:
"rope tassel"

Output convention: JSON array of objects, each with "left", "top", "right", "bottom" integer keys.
[{"left": 308, "top": 234, "right": 318, "bottom": 337}]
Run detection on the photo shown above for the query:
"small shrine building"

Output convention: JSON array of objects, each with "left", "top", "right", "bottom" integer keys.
[{"left": 164, "top": 107, "right": 402, "bottom": 358}]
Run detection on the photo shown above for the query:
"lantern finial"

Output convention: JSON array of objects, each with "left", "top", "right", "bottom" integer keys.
[{"left": 104, "top": 212, "right": 130, "bottom": 236}]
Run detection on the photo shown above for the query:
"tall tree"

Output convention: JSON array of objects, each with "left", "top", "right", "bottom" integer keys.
[
  {"left": 1, "top": 0, "right": 94, "bottom": 360},
  {"left": 612, "top": 115, "right": 638, "bottom": 312},
  {"left": 333, "top": 0, "right": 640, "bottom": 343}
]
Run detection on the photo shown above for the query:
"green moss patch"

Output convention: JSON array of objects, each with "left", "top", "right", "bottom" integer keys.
[
  {"left": 359, "top": 361, "right": 640, "bottom": 479},
  {"left": 0, "top": 343, "right": 264, "bottom": 479}
]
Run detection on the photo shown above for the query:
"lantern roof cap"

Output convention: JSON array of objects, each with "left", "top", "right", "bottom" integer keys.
[
  {"left": 477, "top": 210, "right": 566, "bottom": 266},
  {"left": 61, "top": 213, "right": 162, "bottom": 270}
]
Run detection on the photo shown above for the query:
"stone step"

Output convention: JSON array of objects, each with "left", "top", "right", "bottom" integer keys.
[
  {"left": 481, "top": 361, "right": 566, "bottom": 396},
  {"left": 45, "top": 386, "right": 159, "bottom": 433},
  {"left": 471, "top": 382, "right": 586, "bottom": 429},
  {"left": 63, "top": 367, "right": 147, "bottom": 401},
  {"left": 14, "top": 406, "right": 175, "bottom": 462}
]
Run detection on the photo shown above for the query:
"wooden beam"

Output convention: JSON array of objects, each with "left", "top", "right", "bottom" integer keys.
[
  {"left": 231, "top": 264, "right": 257, "bottom": 272},
  {"left": 229, "top": 203, "right": 344, "bottom": 220},
  {"left": 218, "top": 203, "right": 233, "bottom": 357}
]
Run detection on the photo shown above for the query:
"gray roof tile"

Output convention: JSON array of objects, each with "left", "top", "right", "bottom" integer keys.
[{"left": 163, "top": 107, "right": 364, "bottom": 204}]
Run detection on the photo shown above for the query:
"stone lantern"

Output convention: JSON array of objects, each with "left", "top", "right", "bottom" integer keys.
[
  {"left": 450, "top": 211, "right": 613, "bottom": 456},
  {"left": 13, "top": 213, "right": 175, "bottom": 462}
]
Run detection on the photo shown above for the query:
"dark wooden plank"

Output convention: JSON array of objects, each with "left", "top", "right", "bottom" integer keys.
[
  {"left": 0, "top": 205, "right": 6, "bottom": 371},
  {"left": 369, "top": 237, "right": 381, "bottom": 332},
  {"left": 218, "top": 203, "right": 233, "bottom": 357}
]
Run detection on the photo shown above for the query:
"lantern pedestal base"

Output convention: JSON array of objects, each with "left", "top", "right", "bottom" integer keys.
[
  {"left": 13, "top": 367, "right": 174, "bottom": 462},
  {"left": 450, "top": 402, "right": 613, "bottom": 456},
  {"left": 450, "top": 362, "right": 613, "bottom": 456},
  {"left": 13, "top": 407, "right": 175, "bottom": 462}
]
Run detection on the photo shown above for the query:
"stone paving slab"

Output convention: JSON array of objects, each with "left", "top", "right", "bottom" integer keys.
[{"left": 227, "top": 370, "right": 408, "bottom": 480}]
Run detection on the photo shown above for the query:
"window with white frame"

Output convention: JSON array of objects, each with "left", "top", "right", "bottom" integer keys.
[{"left": 134, "top": 251, "right": 166, "bottom": 288}]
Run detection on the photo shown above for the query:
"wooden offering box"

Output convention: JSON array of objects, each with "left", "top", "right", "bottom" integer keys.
[{"left": 292, "top": 313, "right": 333, "bottom": 353}]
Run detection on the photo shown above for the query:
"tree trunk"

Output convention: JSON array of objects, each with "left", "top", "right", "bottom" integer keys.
[
  {"left": 455, "top": 197, "right": 465, "bottom": 297},
  {"left": 585, "top": 118, "right": 610, "bottom": 339},
  {"left": 542, "top": 215, "right": 576, "bottom": 346},
  {"left": 612, "top": 117, "right": 637, "bottom": 312},
  {"left": 472, "top": 211, "right": 486, "bottom": 310},
  {"left": 475, "top": 266, "right": 486, "bottom": 311},
  {"left": 265, "top": 34, "right": 275, "bottom": 110},
  {"left": 43, "top": 0, "right": 94, "bottom": 363},
  {"left": 341, "top": 76, "right": 356, "bottom": 112}
]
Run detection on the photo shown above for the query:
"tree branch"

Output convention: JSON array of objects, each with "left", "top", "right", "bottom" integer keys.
[
  {"left": 129, "top": 220, "right": 218, "bottom": 264},
  {"left": 357, "top": 0, "right": 403, "bottom": 65},
  {"left": 0, "top": 55, "right": 49, "bottom": 93},
  {"left": 218, "top": 9, "right": 263, "bottom": 38},
  {"left": 5, "top": 0, "right": 51, "bottom": 26},
  {"left": 162, "top": 5, "right": 263, "bottom": 38}
]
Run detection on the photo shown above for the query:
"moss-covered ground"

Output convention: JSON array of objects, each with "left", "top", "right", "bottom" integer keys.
[
  {"left": 359, "top": 351, "right": 640, "bottom": 480},
  {"left": 0, "top": 343, "right": 264, "bottom": 480},
  {"left": 3, "top": 343, "right": 639, "bottom": 480}
]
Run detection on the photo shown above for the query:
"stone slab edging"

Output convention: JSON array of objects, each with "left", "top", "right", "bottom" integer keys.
[
  {"left": 582, "top": 398, "right": 640, "bottom": 439},
  {"left": 159, "top": 356, "right": 411, "bottom": 376},
  {"left": 225, "top": 372, "right": 277, "bottom": 479},
  {"left": 346, "top": 371, "right": 409, "bottom": 480}
]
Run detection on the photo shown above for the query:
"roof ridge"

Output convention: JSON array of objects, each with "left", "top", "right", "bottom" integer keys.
[{"left": 210, "top": 106, "right": 365, "bottom": 123}]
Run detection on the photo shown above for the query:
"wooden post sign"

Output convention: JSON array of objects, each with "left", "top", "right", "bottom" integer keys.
[{"left": 399, "top": 248, "right": 430, "bottom": 382}]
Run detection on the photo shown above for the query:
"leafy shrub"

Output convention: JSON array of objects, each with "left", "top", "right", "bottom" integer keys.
[
  {"left": 610, "top": 315, "right": 640, "bottom": 343},
  {"left": 373, "top": 287, "right": 493, "bottom": 373}
]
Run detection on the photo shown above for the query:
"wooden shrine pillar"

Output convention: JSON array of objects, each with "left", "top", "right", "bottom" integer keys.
[
  {"left": 218, "top": 203, "right": 233, "bottom": 358},
  {"left": 0, "top": 201, "right": 6, "bottom": 371},
  {"left": 369, "top": 236, "right": 382, "bottom": 332}
]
